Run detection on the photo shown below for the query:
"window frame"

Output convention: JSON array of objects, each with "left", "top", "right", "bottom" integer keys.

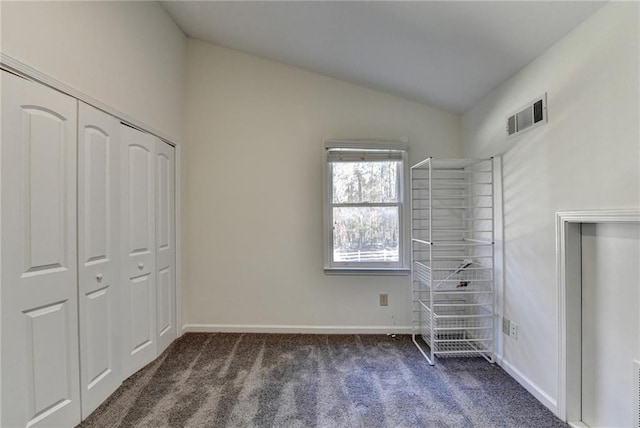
[{"left": 323, "top": 139, "right": 409, "bottom": 275}]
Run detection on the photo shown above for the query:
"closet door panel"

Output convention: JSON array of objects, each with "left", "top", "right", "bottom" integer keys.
[
  {"left": 78, "top": 102, "right": 122, "bottom": 418},
  {"left": 155, "top": 140, "right": 176, "bottom": 354},
  {"left": 1, "top": 71, "right": 81, "bottom": 427},
  {"left": 157, "top": 266, "right": 172, "bottom": 342},
  {"left": 126, "top": 143, "right": 155, "bottom": 275},
  {"left": 131, "top": 274, "right": 153, "bottom": 348},
  {"left": 121, "top": 124, "right": 157, "bottom": 377},
  {"left": 129, "top": 145, "right": 152, "bottom": 254}
]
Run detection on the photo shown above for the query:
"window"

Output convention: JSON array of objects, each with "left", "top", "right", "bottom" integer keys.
[{"left": 324, "top": 140, "right": 408, "bottom": 273}]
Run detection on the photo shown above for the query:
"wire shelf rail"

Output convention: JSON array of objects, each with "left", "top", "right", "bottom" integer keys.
[{"left": 410, "top": 157, "right": 496, "bottom": 365}]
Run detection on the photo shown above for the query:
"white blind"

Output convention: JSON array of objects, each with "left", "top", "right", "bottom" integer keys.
[{"left": 326, "top": 148, "right": 404, "bottom": 162}]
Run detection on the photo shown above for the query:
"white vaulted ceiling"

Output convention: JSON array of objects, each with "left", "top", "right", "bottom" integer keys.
[{"left": 161, "top": 1, "right": 605, "bottom": 113}]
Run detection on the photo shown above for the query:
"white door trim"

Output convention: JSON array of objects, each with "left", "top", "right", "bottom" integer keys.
[{"left": 556, "top": 209, "right": 640, "bottom": 423}]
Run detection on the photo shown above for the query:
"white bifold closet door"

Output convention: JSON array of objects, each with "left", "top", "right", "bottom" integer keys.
[
  {"left": 77, "top": 102, "right": 123, "bottom": 418},
  {"left": 121, "top": 124, "right": 158, "bottom": 377},
  {"left": 155, "top": 140, "right": 176, "bottom": 354},
  {"left": 1, "top": 71, "right": 81, "bottom": 427}
]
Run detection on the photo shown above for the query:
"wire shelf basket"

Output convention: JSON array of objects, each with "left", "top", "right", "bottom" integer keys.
[
  {"left": 413, "top": 260, "right": 493, "bottom": 292},
  {"left": 418, "top": 302, "right": 493, "bottom": 359}
]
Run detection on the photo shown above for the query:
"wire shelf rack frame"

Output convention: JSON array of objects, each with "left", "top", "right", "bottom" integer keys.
[{"left": 410, "top": 157, "right": 496, "bottom": 365}]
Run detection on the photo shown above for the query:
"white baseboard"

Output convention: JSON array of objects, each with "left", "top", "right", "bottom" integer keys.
[
  {"left": 500, "top": 358, "right": 558, "bottom": 415},
  {"left": 181, "top": 324, "right": 412, "bottom": 335}
]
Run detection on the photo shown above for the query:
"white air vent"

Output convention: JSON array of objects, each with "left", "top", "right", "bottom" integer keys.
[
  {"left": 506, "top": 93, "right": 547, "bottom": 138},
  {"left": 635, "top": 360, "right": 640, "bottom": 428}
]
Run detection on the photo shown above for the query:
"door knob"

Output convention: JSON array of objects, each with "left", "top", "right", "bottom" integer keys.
[
  {"left": 96, "top": 273, "right": 103, "bottom": 281},
  {"left": 138, "top": 262, "right": 144, "bottom": 270}
]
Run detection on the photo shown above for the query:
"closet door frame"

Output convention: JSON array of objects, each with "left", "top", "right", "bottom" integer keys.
[
  {"left": 0, "top": 55, "right": 184, "bottom": 391},
  {"left": 556, "top": 210, "right": 640, "bottom": 423}
]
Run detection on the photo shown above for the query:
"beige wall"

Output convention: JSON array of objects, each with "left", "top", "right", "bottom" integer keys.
[
  {"left": 462, "top": 2, "right": 639, "bottom": 413},
  {"left": 183, "top": 40, "right": 460, "bottom": 331},
  {"left": 0, "top": 1, "right": 186, "bottom": 142}
]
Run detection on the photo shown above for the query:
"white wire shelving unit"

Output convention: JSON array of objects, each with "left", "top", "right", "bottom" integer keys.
[{"left": 411, "top": 157, "right": 495, "bottom": 365}]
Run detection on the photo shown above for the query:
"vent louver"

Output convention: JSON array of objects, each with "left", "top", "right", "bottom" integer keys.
[{"left": 506, "top": 94, "right": 547, "bottom": 138}]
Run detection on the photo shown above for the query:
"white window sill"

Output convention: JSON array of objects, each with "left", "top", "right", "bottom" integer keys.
[{"left": 324, "top": 268, "right": 410, "bottom": 276}]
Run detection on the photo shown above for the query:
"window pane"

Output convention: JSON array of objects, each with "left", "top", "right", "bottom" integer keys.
[
  {"left": 332, "top": 161, "right": 398, "bottom": 204},
  {"left": 333, "top": 206, "right": 399, "bottom": 262}
]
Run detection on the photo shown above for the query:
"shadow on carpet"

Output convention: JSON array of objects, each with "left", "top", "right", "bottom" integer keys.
[{"left": 79, "top": 333, "right": 566, "bottom": 428}]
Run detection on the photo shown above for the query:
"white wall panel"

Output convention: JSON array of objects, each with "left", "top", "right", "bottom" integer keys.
[
  {"left": 1, "top": 1, "right": 185, "bottom": 142},
  {"left": 461, "top": 2, "right": 639, "bottom": 412},
  {"left": 183, "top": 41, "right": 460, "bottom": 331}
]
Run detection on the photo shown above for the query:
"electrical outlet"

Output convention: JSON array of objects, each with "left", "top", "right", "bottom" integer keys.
[
  {"left": 379, "top": 294, "right": 388, "bottom": 306},
  {"left": 510, "top": 322, "right": 518, "bottom": 340},
  {"left": 502, "top": 317, "right": 510, "bottom": 335}
]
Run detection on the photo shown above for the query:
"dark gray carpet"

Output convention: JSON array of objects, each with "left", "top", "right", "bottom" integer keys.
[{"left": 80, "top": 333, "right": 566, "bottom": 428}]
